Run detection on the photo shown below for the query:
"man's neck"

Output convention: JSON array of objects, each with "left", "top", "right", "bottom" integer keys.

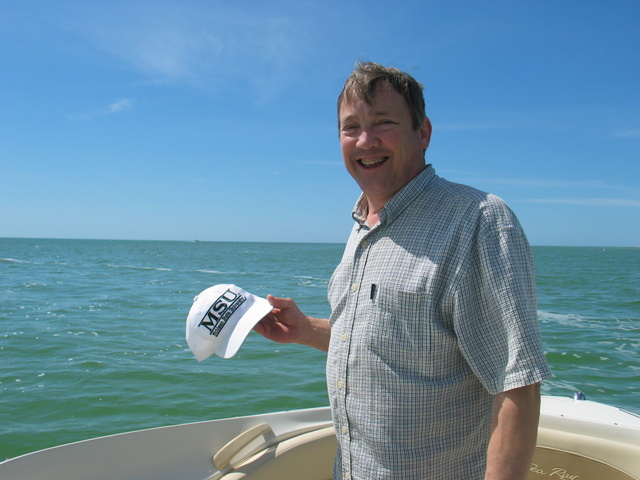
[
  {"left": 365, "top": 199, "right": 383, "bottom": 227},
  {"left": 366, "top": 211, "right": 380, "bottom": 228}
]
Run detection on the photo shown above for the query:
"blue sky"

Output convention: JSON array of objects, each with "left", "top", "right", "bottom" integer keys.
[{"left": 1, "top": 1, "right": 638, "bottom": 246}]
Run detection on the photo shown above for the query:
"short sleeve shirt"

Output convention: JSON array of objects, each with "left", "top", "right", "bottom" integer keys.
[{"left": 327, "top": 166, "right": 552, "bottom": 480}]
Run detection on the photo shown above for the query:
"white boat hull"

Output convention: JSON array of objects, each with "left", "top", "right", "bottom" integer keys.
[{"left": 1, "top": 396, "right": 639, "bottom": 479}]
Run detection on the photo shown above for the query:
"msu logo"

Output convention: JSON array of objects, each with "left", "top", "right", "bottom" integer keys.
[{"left": 198, "top": 289, "right": 246, "bottom": 337}]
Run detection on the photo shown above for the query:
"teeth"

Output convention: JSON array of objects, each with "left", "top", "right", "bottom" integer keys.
[{"left": 360, "top": 157, "right": 386, "bottom": 166}]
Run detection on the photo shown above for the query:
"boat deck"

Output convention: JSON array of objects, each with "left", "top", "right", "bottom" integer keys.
[{"left": 1, "top": 396, "right": 639, "bottom": 479}]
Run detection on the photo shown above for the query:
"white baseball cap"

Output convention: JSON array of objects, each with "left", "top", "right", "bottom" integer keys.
[{"left": 186, "top": 284, "right": 272, "bottom": 361}]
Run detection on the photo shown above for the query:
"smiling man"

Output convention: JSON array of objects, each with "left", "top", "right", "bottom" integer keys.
[
  {"left": 338, "top": 80, "right": 432, "bottom": 225},
  {"left": 256, "top": 62, "right": 552, "bottom": 480}
]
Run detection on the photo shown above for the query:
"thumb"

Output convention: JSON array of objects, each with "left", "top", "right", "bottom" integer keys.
[{"left": 266, "top": 295, "right": 295, "bottom": 310}]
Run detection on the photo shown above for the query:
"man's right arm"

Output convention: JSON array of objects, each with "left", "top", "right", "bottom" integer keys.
[{"left": 253, "top": 295, "right": 331, "bottom": 352}]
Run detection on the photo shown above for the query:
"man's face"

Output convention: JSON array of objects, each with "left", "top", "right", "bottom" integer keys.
[{"left": 339, "top": 83, "right": 432, "bottom": 208}]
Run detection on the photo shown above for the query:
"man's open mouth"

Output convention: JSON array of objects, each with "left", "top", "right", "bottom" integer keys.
[{"left": 358, "top": 157, "right": 388, "bottom": 167}]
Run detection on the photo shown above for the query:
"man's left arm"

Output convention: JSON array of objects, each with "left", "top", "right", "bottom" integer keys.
[{"left": 484, "top": 382, "right": 541, "bottom": 480}]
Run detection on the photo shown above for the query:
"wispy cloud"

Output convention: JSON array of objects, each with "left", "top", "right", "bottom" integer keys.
[
  {"left": 70, "top": 98, "right": 133, "bottom": 121},
  {"left": 442, "top": 172, "right": 640, "bottom": 209},
  {"left": 611, "top": 128, "right": 640, "bottom": 139},
  {"left": 303, "top": 160, "right": 343, "bottom": 166},
  {"left": 441, "top": 170, "right": 617, "bottom": 190},
  {"left": 107, "top": 99, "right": 133, "bottom": 114},
  {"left": 437, "top": 122, "right": 517, "bottom": 132},
  {"left": 526, "top": 198, "right": 640, "bottom": 207},
  {"left": 66, "top": 3, "right": 307, "bottom": 102},
  {"left": 480, "top": 177, "right": 611, "bottom": 189},
  {"left": 437, "top": 108, "right": 637, "bottom": 138}
]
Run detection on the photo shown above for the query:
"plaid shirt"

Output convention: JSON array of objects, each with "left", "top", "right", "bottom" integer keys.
[{"left": 327, "top": 166, "right": 552, "bottom": 480}]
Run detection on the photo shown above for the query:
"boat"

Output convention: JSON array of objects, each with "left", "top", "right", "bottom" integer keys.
[{"left": 1, "top": 395, "right": 639, "bottom": 479}]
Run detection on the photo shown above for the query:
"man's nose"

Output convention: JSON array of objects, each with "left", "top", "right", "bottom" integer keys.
[{"left": 356, "top": 127, "right": 380, "bottom": 149}]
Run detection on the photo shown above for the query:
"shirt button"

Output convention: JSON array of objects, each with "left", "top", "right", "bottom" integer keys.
[
  {"left": 344, "top": 474, "right": 351, "bottom": 480},
  {"left": 350, "top": 283, "right": 358, "bottom": 292},
  {"left": 360, "top": 239, "right": 368, "bottom": 248},
  {"left": 341, "top": 333, "right": 348, "bottom": 342},
  {"left": 337, "top": 380, "right": 344, "bottom": 389},
  {"left": 342, "top": 425, "right": 348, "bottom": 434}
]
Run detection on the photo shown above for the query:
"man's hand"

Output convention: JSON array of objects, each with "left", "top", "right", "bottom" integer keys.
[{"left": 254, "top": 295, "right": 331, "bottom": 352}]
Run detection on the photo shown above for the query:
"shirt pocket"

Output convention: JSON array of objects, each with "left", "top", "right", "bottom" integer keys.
[{"left": 362, "top": 284, "right": 458, "bottom": 377}]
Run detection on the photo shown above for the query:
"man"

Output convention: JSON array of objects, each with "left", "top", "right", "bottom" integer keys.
[{"left": 255, "top": 62, "right": 552, "bottom": 480}]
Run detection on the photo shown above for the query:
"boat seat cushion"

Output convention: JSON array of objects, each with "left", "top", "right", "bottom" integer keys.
[
  {"left": 218, "top": 425, "right": 337, "bottom": 480},
  {"left": 527, "top": 426, "right": 639, "bottom": 480},
  {"left": 218, "top": 423, "right": 640, "bottom": 480}
]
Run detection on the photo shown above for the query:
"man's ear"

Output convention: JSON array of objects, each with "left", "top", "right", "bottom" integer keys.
[{"left": 420, "top": 116, "right": 433, "bottom": 151}]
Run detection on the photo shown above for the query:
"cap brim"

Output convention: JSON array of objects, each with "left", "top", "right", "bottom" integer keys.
[{"left": 214, "top": 296, "right": 272, "bottom": 359}]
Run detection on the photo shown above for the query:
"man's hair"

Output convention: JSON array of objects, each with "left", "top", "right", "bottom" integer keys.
[{"left": 338, "top": 62, "right": 426, "bottom": 130}]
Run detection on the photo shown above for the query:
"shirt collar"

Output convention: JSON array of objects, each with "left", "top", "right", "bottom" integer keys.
[{"left": 352, "top": 164, "right": 436, "bottom": 227}]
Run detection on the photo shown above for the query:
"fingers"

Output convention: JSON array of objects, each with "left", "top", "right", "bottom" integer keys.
[
  {"left": 253, "top": 320, "right": 265, "bottom": 335},
  {"left": 255, "top": 295, "right": 307, "bottom": 345},
  {"left": 267, "top": 294, "right": 295, "bottom": 310},
  {"left": 253, "top": 313, "right": 280, "bottom": 339}
]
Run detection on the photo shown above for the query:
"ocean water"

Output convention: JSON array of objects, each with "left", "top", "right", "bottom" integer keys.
[{"left": 1, "top": 238, "right": 638, "bottom": 461}]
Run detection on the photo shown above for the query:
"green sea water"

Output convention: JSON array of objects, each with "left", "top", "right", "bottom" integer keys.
[{"left": 1, "top": 239, "right": 638, "bottom": 461}]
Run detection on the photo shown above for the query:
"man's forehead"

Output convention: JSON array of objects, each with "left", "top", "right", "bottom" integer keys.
[{"left": 339, "top": 86, "right": 408, "bottom": 118}]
